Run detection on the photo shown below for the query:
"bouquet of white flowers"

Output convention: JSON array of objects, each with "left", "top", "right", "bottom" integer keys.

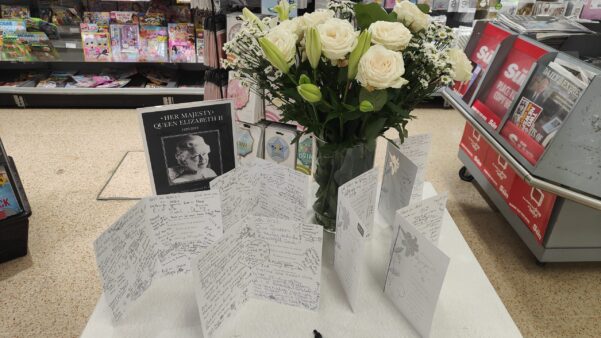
[{"left": 224, "top": 0, "right": 472, "bottom": 230}]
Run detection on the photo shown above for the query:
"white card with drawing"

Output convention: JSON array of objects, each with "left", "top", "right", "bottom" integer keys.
[
  {"left": 334, "top": 197, "right": 367, "bottom": 311},
  {"left": 396, "top": 193, "right": 448, "bottom": 245},
  {"left": 385, "top": 213, "right": 450, "bottom": 337},
  {"left": 337, "top": 168, "right": 378, "bottom": 237},
  {"left": 379, "top": 141, "right": 419, "bottom": 225},
  {"left": 397, "top": 134, "right": 432, "bottom": 203},
  {"left": 93, "top": 190, "right": 223, "bottom": 321},
  {"left": 193, "top": 215, "right": 323, "bottom": 338}
]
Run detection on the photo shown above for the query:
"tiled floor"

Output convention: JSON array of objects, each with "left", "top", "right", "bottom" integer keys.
[{"left": 0, "top": 107, "right": 599, "bottom": 337}]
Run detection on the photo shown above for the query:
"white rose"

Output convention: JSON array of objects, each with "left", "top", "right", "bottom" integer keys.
[
  {"left": 393, "top": 1, "right": 430, "bottom": 32},
  {"left": 447, "top": 48, "right": 473, "bottom": 82},
  {"left": 299, "top": 9, "right": 334, "bottom": 30},
  {"left": 317, "top": 18, "right": 358, "bottom": 61},
  {"left": 277, "top": 17, "right": 302, "bottom": 39},
  {"left": 368, "top": 21, "right": 412, "bottom": 51},
  {"left": 356, "top": 44, "right": 408, "bottom": 90},
  {"left": 265, "top": 26, "right": 297, "bottom": 63}
]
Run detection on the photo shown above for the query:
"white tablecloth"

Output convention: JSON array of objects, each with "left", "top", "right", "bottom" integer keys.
[{"left": 81, "top": 183, "right": 522, "bottom": 338}]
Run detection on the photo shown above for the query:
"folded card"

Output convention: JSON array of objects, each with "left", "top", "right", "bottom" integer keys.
[
  {"left": 193, "top": 215, "right": 322, "bottom": 338},
  {"left": 379, "top": 140, "right": 419, "bottom": 225},
  {"left": 334, "top": 197, "right": 367, "bottom": 311},
  {"left": 385, "top": 213, "right": 450, "bottom": 338},
  {"left": 338, "top": 168, "right": 379, "bottom": 237},
  {"left": 396, "top": 134, "right": 432, "bottom": 203},
  {"left": 210, "top": 158, "right": 308, "bottom": 231},
  {"left": 94, "top": 190, "right": 223, "bottom": 321}
]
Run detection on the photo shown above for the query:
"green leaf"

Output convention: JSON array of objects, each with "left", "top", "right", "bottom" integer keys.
[
  {"left": 359, "top": 88, "right": 388, "bottom": 111},
  {"left": 363, "top": 117, "right": 387, "bottom": 141},
  {"left": 325, "top": 110, "right": 339, "bottom": 123},
  {"left": 386, "top": 102, "right": 411, "bottom": 118},
  {"left": 354, "top": 3, "right": 396, "bottom": 30},
  {"left": 416, "top": 4, "right": 430, "bottom": 14},
  {"left": 342, "top": 103, "right": 356, "bottom": 111},
  {"left": 342, "top": 109, "right": 363, "bottom": 122}
]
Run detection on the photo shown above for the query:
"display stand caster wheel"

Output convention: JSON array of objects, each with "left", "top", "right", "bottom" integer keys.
[
  {"left": 459, "top": 166, "right": 474, "bottom": 182},
  {"left": 535, "top": 260, "right": 546, "bottom": 267}
]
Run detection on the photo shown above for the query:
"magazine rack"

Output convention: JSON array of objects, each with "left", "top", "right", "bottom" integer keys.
[
  {"left": 0, "top": 0, "right": 205, "bottom": 108},
  {"left": 444, "top": 21, "right": 601, "bottom": 262}
]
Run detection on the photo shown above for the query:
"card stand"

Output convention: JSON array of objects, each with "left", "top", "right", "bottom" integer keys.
[{"left": 0, "top": 156, "right": 32, "bottom": 264}]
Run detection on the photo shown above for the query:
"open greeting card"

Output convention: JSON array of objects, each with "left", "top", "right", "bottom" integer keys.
[{"left": 192, "top": 215, "right": 323, "bottom": 338}]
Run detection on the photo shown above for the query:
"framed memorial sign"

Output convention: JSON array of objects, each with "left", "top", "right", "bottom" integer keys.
[{"left": 139, "top": 100, "right": 237, "bottom": 195}]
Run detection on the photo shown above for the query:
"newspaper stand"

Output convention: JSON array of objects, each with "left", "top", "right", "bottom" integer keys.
[
  {"left": 0, "top": 139, "right": 32, "bottom": 264},
  {"left": 444, "top": 21, "right": 601, "bottom": 262}
]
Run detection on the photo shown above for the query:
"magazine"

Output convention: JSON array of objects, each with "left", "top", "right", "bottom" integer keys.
[
  {"left": 81, "top": 23, "right": 111, "bottom": 62},
  {"left": 1, "top": 5, "right": 30, "bottom": 19},
  {"left": 168, "top": 23, "right": 196, "bottom": 63},
  {"left": 503, "top": 60, "right": 586, "bottom": 162},
  {"left": 50, "top": 6, "right": 82, "bottom": 26},
  {"left": 0, "top": 19, "right": 26, "bottom": 33},
  {"left": 140, "top": 26, "right": 168, "bottom": 62},
  {"left": 140, "top": 12, "right": 166, "bottom": 26},
  {"left": 82, "top": 12, "right": 110, "bottom": 27},
  {"left": 0, "top": 165, "right": 22, "bottom": 221},
  {"left": 109, "top": 11, "right": 140, "bottom": 24},
  {"left": 110, "top": 24, "right": 140, "bottom": 62},
  {"left": 533, "top": 1, "right": 568, "bottom": 16},
  {"left": 498, "top": 14, "right": 593, "bottom": 34}
]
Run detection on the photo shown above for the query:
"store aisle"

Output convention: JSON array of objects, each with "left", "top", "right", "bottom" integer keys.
[{"left": 0, "top": 107, "right": 599, "bottom": 337}]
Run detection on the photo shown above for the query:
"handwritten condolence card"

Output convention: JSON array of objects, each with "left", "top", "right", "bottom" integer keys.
[
  {"left": 94, "top": 190, "right": 223, "bottom": 321},
  {"left": 192, "top": 216, "right": 323, "bottom": 338}
]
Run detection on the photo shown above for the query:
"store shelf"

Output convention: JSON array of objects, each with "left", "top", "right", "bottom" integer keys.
[
  {"left": 0, "top": 86, "right": 204, "bottom": 108},
  {"left": 441, "top": 87, "right": 601, "bottom": 212},
  {"left": 459, "top": 149, "right": 601, "bottom": 262}
]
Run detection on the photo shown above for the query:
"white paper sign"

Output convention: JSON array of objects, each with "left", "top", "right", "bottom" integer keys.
[
  {"left": 334, "top": 197, "right": 366, "bottom": 311},
  {"left": 210, "top": 158, "right": 308, "bottom": 231},
  {"left": 94, "top": 190, "right": 223, "bottom": 321},
  {"left": 338, "top": 168, "right": 379, "bottom": 237},
  {"left": 379, "top": 141, "right": 419, "bottom": 225},
  {"left": 193, "top": 216, "right": 323, "bottom": 338},
  {"left": 385, "top": 216, "right": 450, "bottom": 338},
  {"left": 397, "top": 134, "right": 432, "bottom": 203}
]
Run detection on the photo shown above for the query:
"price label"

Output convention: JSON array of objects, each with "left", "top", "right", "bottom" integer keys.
[
  {"left": 69, "top": 27, "right": 79, "bottom": 33},
  {"left": 65, "top": 42, "right": 77, "bottom": 49}
]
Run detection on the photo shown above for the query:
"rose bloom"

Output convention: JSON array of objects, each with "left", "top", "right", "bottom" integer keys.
[
  {"left": 369, "top": 21, "right": 412, "bottom": 51},
  {"left": 447, "top": 48, "right": 473, "bottom": 82},
  {"left": 265, "top": 25, "right": 297, "bottom": 63},
  {"left": 393, "top": 1, "right": 430, "bottom": 32},
  {"left": 299, "top": 9, "right": 334, "bottom": 30},
  {"left": 356, "top": 44, "right": 408, "bottom": 90},
  {"left": 317, "top": 18, "right": 358, "bottom": 61},
  {"left": 277, "top": 17, "right": 303, "bottom": 40}
]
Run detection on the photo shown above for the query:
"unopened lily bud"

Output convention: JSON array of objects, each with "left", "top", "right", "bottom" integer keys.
[
  {"left": 259, "top": 37, "right": 290, "bottom": 73},
  {"left": 348, "top": 30, "right": 371, "bottom": 80},
  {"left": 306, "top": 27, "right": 322, "bottom": 69},
  {"left": 359, "top": 100, "right": 374, "bottom": 112},
  {"left": 297, "top": 84, "right": 322, "bottom": 103}
]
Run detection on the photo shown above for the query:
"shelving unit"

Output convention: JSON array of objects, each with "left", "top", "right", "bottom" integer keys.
[
  {"left": 443, "top": 21, "right": 601, "bottom": 262},
  {"left": 0, "top": 0, "right": 206, "bottom": 108}
]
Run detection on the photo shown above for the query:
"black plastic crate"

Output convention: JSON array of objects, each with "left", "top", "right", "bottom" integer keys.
[{"left": 0, "top": 155, "right": 31, "bottom": 264}]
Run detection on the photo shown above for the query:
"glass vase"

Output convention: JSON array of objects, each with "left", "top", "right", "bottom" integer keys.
[{"left": 312, "top": 139, "right": 376, "bottom": 232}]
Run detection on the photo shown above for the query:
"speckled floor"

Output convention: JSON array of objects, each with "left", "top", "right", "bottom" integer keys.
[{"left": 0, "top": 107, "right": 599, "bottom": 338}]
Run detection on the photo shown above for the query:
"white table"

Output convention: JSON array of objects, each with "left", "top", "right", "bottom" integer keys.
[{"left": 82, "top": 183, "right": 522, "bottom": 338}]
